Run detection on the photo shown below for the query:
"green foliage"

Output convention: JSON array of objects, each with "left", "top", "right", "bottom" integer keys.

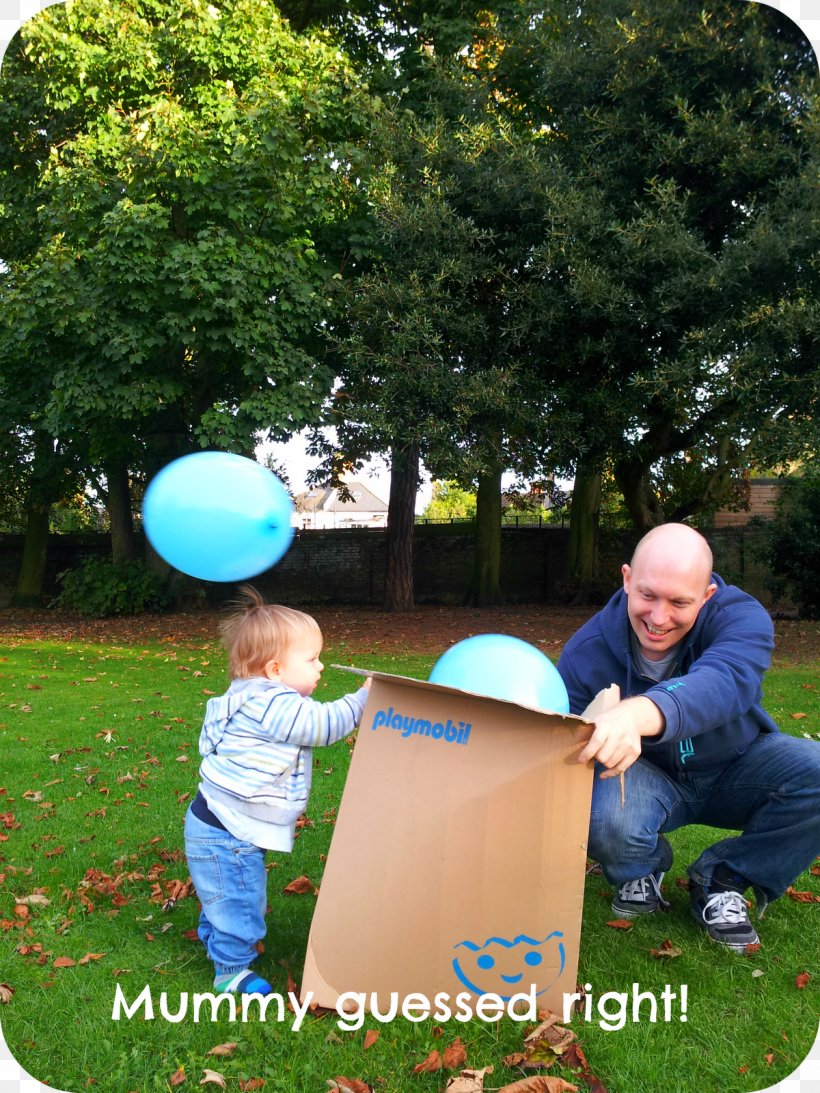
[
  {"left": 421, "top": 479, "right": 477, "bottom": 521},
  {"left": 53, "top": 556, "right": 170, "bottom": 616},
  {"left": 756, "top": 474, "right": 820, "bottom": 618}
]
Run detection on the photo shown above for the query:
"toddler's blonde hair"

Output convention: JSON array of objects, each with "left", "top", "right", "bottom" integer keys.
[{"left": 220, "top": 586, "right": 321, "bottom": 679}]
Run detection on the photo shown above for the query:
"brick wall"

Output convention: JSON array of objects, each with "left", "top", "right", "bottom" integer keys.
[{"left": 0, "top": 524, "right": 779, "bottom": 610}]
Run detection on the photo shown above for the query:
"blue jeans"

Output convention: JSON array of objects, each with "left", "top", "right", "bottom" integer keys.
[
  {"left": 184, "top": 806, "right": 268, "bottom": 976},
  {"left": 588, "top": 732, "right": 820, "bottom": 911}
]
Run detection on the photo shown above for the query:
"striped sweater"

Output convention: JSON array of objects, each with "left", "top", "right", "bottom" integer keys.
[{"left": 197, "top": 677, "right": 369, "bottom": 825}]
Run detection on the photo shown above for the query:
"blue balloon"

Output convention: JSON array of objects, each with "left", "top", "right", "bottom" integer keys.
[
  {"left": 143, "top": 452, "right": 294, "bottom": 582},
  {"left": 428, "top": 633, "right": 570, "bottom": 713}
]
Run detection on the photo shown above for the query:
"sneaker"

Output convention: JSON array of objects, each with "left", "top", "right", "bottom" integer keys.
[
  {"left": 611, "top": 872, "right": 671, "bottom": 917},
  {"left": 690, "top": 885, "right": 760, "bottom": 951}
]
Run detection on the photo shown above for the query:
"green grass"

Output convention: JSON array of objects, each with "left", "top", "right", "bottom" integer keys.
[{"left": 1, "top": 635, "right": 818, "bottom": 1093}]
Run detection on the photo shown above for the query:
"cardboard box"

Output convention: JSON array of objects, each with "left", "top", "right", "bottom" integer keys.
[{"left": 301, "top": 669, "right": 617, "bottom": 1017}]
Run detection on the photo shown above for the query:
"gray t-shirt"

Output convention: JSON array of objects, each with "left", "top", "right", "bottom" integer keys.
[{"left": 630, "top": 630, "right": 681, "bottom": 683}]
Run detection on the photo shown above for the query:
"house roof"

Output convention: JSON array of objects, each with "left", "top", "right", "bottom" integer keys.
[{"left": 296, "top": 479, "right": 388, "bottom": 514}]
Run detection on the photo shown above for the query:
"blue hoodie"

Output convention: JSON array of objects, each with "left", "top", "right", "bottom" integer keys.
[{"left": 557, "top": 574, "right": 780, "bottom": 774}]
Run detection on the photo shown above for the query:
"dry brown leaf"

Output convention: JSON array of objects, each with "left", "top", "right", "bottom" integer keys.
[
  {"left": 649, "top": 939, "right": 682, "bottom": 959},
  {"left": 413, "top": 1049, "right": 443, "bottom": 1074},
  {"left": 170, "top": 1066, "right": 186, "bottom": 1086},
  {"left": 53, "top": 956, "right": 76, "bottom": 968},
  {"left": 795, "top": 972, "right": 811, "bottom": 989},
  {"left": 206, "top": 1043, "right": 238, "bottom": 1057},
  {"left": 442, "top": 1037, "right": 469, "bottom": 1070},
  {"left": 498, "top": 1077, "right": 578, "bottom": 1093},
  {"left": 78, "top": 952, "right": 106, "bottom": 964},
  {"left": 282, "top": 875, "right": 313, "bottom": 895},
  {"left": 16, "top": 893, "right": 50, "bottom": 908},
  {"left": 790, "top": 712, "right": 808, "bottom": 720},
  {"left": 445, "top": 1066, "right": 494, "bottom": 1093},
  {"left": 524, "top": 1014, "right": 577, "bottom": 1053},
  {"left": 200, "top": 1070, "right": 226, "bottom": 1089},
  {"left": 0, "top": 984, "right": 14, "bottom": 1003},
  {"left": 328, "top": 1078, "right": 371, "bottom": 1093},
  {"left": 363, "top": 1028, "right": 379, "bottom": 1050},
  {"left": 786, "top": 886, "right": 820, "bottom": 903},
  {"left": 239, "top": 1079, "right": 265, "bottom": 1091},
  {"left": 605, "top": 919, "right": 633, "bottom": 931}
]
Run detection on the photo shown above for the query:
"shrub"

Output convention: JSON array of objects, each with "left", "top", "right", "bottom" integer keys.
[
  {"left": 53, "top": 557, "right": 171, "bottom": 617},
  {"left": 755, "top": 474, "right": 820, "bottom": 618}
]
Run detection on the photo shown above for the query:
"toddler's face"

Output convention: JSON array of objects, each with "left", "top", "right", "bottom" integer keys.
[{"left": 273, "top": 637, "right": 324, "bottom": 696}]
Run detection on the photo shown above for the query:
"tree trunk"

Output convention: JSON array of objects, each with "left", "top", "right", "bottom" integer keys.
[
  {"left": 383, "top": 441, "right": 419, "bottom": 612},
  {"left": 613, "top": 457, "right": 663, "bottom": 533},
  {"left": 465, "top": 461, "right": 504, "bottom": 606},
  {"left": 104, "top": 457, "right": 137, "bottom": 564},
  {"left": 12, "top": 501, "right": 50, "bottom": 607},
  {"left": 12, "top": 432, "right": 60, "bottom": 607},
  {"left": 566, "top": 459, "right": 602, "bottom": 604}
]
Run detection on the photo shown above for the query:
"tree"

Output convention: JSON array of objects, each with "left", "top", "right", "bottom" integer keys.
[
  {"left": 320, "top": 54, "right": 582, "bottom": 607},
  {"left": 496, "top": 0, "right": 819, "bottom": 597},
  {"left": 0, "top": 0, "right": 373, "bottom": 599},
  {"left": 756, "top": 471, "right": 820, "bottom": 618},
  {"left": 421, "top": 481, "right": 477, "bottom": 522}
]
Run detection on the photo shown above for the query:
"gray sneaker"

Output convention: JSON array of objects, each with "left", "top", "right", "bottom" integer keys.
[
  {"left": 690, "top": 884, "right": 760, "bottom": 951},
  {"left": 611, "top": 873, "right": 671, "bottom": 917}
]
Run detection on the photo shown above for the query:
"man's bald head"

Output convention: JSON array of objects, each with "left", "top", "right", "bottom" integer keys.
[{"left": 630, "top": 523, "right": 714, "bottom": 588}]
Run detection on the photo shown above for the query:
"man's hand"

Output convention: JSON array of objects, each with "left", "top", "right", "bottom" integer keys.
[{"left": 576, "top": 696, "right": 665, "bottom": 778}]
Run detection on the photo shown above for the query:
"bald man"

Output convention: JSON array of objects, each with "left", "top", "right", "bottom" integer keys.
[{"left": 558, "top": 523, "right": 820, "bottom": 952}]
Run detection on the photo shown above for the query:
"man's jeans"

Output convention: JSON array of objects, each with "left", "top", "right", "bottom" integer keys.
[
  {"left": 588, "top": 731, "right": 820, "bottom": 910},
  {"left": 184, "top": 807, "right": 267, "bottom": 976}
]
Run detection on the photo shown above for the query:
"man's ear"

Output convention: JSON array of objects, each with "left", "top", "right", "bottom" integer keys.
[
  {"left": 703, "top": 582, "right": 718, "bottom": 604},
  {"left": 621, "top": 563, "right": 631, "bottom": 593}
]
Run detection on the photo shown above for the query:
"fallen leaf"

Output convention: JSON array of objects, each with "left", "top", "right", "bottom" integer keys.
[
  {"left": 363, "top": 1029, "right": 379, "bottom": 1050},
  {"left": 15, "top": 893, "right": 50, "bottom": 908},
  {"left": 498, "top": 1077, "right": 578, "bottom": 1093},
  {"left": 170, "top": 1065, "right": 186, "bottom": 1086},
  {"left": 445, "top": 1066, "right": 494, "bottom": 1093},
  {"left": 200, "top": 1070, "right": 226, "bottom": 1088},
  {"left": 795, "top": 972, "right": 811, "bottom": 990},
  {"left": 206, "top": 1043, "right": 238, "bottom": 1057},
  {"left": 786, "top": 887, "right": 820, "bottom": 903},
  {"left": 238, "top": 1080, "right": 265, "bottom": 1091},
  {"left": 790, "top": 712, "right": 808, "bottom": 720},
  {"left": 442, "top": 1037, "right": 468, "bottom": 1069},
  {"left": 560, "top": 1044, "right": 589, "bottom": 1072},
  {"left": 282, "top": 875, "right": 313, "bottom": 895},
  {"left": 605, "top": 919, "right": 633, "bottom": 931},
  {"left": 52, "top": 956, "right": 76, "bottom": 968},
  {"left": 0, "top": 983, "right": 14, "bottom": 1003},
  {"left": 78, "top": 953, "right": 106, "bottom": 964},
  {"left": 328, "top": 1078, "right": 371, "bottom": 1093},
  {"left": 413, "top": 1049, "right": 442, "bottom": 1074},
  {"left": 649, "top": 939, "right": 682, "bottom": 959}
]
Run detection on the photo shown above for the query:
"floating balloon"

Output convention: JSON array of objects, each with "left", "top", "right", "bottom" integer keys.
[
  {"left": 428, "top": 633, "right": 570, "bottom": 713},
  {"left": 143, "top": 452, "right": 294, "bottom": 582}
]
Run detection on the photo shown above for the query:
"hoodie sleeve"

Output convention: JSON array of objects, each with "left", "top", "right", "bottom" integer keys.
[
  {"left": 644, "top": 594, "right": 774, "bottom": 745},
  {"left": 248, "top": 684, "right": 370, "bottom": 748}
]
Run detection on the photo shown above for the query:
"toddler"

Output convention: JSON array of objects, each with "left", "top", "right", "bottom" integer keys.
[{"left": 184, "top": 587, "right": 370, "bottom": 996}]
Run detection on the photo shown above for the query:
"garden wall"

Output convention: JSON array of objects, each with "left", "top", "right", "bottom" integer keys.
[{"left": 0, "top": 523, "right": 779, "bottom": 611}]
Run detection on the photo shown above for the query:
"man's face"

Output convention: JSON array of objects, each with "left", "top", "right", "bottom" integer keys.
[{"left": 622, "top": 554, "right": 717, "bottom": 662}]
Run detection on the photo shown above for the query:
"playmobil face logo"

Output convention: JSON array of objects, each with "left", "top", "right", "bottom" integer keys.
[
  {"left": 370, "top": 706, "right": 472, "bottom": 747},
  {"left": 452, "top": 932, "right": 566, "bottom": 1000}
]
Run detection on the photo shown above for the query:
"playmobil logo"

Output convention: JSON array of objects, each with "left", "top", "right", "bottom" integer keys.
[{"left": 370, "top": 705, "right": 472, "bottom": 746}]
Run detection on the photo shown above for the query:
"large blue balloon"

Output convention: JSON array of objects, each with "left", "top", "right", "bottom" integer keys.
[
  {"left": 143, "top": 452, "right": 294, "bottom": 582},
  {"left": 429, "top": 633, "right": 570, "bottom": 713}
]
